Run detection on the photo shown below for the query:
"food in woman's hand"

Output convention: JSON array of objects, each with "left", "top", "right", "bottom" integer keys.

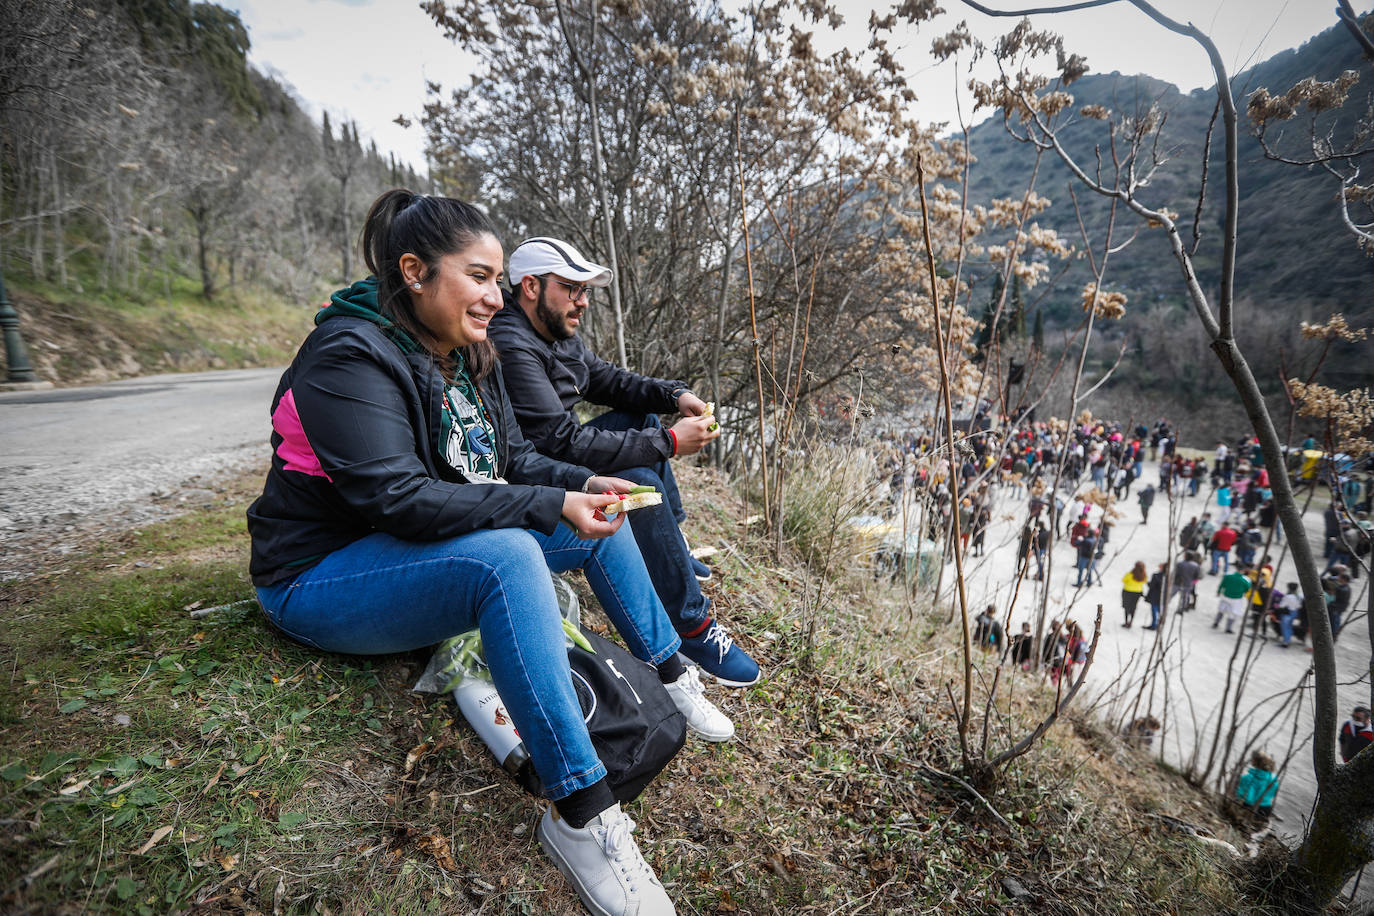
[{"left": 600, "top": 485, "right": 665, "bottom": 516}]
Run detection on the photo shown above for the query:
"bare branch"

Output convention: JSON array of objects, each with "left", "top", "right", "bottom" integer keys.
[
  {"left": 1337, "top": 0, "right": 1374, "bottom": 59},
  {"left": 962, "top": 0, "right": 1118, "bottom": 15}
]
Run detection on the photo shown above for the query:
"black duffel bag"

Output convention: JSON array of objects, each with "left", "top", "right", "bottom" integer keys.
[{"left": 515, "top": 626, "right": 686, "bottom": 803}]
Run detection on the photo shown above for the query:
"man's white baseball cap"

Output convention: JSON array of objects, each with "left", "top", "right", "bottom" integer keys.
[{"left": 508, "top": 237, "right": 612, "bottom": 289}]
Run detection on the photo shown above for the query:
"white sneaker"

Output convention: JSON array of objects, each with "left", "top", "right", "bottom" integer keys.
[
  {"left": 537, "top": 803, "right": 675, "bottom": 916},
  {"left": 664, "top": 666, "right": 734, "bottom": 742}
]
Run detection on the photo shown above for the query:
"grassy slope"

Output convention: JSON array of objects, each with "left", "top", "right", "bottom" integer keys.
[
  {"left": 7, "top": 272, "right": 313, "bottom": 386},
  {"left": 0, "top": 465, "right": 1261, "bottom": 915}
]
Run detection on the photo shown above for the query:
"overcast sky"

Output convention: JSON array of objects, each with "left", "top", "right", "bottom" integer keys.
[{"left": 233, "top": 0, "right": 1348, "bottom": 171}]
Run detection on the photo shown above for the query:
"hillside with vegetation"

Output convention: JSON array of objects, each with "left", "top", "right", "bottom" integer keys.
[
  {"left": 0, "top": 0, "right": 423, "bottom": 380},
  {"left": 1, "top": 461, "right": 1274, "bottom": 915},
  {"left": 958, "top": 17, "right": 1374, "bottom": 434}
]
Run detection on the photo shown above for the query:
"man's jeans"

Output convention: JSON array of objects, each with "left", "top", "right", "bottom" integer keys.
[
  {"left": 584, "top": 410, "right": 711, "bottom": 634},
  {"left": 1075, "top": 555, "right": 1091, "bottom": 586},
  {"left": 256, "top": 523, "right": 680, "bottom": 801},
  {"left": 1210, "top": 548, "right": 1230, "bottom": 575},
  {"left": 1279, "top": 609, "right": 1296, "bottom": 644}
]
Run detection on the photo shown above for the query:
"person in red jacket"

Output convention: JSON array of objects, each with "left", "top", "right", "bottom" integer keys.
[
  {"left": 1340, "top": 706, "right": 1373, "bottom": 762},
  {"left": 1209, "top": 522, "right": 1239, "bottom": 575}
]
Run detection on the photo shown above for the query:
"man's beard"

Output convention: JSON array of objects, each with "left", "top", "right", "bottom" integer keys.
[{"left": 536, "top": 288, "right": 578, "bottom": 341}]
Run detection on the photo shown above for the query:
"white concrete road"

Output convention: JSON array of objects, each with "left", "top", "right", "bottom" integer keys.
[
  {"left": 0, "top": 368, "right": 282, "bottom": 578},
  {"left": 947, "top": 472, "right": 1371, "bottom": 901}
]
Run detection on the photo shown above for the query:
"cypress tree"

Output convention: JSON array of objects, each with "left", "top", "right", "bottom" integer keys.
[{"left": 1010, "top": 274, "right": 1025, "bottom": 337}]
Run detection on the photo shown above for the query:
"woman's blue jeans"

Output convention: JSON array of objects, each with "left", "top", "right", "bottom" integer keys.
[
  {"left": 255, "top": 523, "right": 681, "bottom": 801},
  {"left": 581, "top": 410, "right": 710, "bottom": 634}
]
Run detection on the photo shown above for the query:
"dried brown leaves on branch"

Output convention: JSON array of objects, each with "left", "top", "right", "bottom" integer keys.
[
  {"left": 1299, "top": 313, "right": 1369, "bottom": 342},
  {"left": 1247, "top": 71, "right": 1362, "bottom": 124},
  {"left": 1080, "top": 282, "right": 1126, "bottom": 320},
  {"left": 1289, "top": 378, "right": 1374, "bottom": 456}
]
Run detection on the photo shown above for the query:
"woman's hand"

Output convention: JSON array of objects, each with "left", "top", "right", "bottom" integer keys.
[{"left": 561, "top": 491, "right": 626, "bottom": 539}]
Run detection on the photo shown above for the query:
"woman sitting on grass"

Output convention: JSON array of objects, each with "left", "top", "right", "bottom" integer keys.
[{"left": 247, "top": 188, "right": 730, "bottom": 916}]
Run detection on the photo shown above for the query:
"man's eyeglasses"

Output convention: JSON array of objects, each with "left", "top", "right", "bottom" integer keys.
[{"left": 550, "top": 278, "right": 592, "bottom": 303}]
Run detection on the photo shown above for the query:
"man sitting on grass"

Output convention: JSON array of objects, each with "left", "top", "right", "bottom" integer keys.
[{"left": 490, "top": 237, "right": 760, "bottom": 687}]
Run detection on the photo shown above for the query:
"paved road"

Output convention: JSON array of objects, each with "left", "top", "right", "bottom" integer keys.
[
  {"left": 950, "top": 474, "right": 1370, "bottom": 900},
  {"left": 0, "top": 368, "right": 281, "bottom": 578}
]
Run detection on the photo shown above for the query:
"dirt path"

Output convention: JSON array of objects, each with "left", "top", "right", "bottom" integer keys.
[{"left": 949, "top": 470, "right": 1370, "bottom": 898}]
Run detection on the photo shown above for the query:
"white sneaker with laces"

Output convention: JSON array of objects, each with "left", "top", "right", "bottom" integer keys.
[
  {"left": 537, "top": 803, "right": 675, "bottom": 916},
  {"left": 664, "top": 666, "right": 735, "bottom": 742}
]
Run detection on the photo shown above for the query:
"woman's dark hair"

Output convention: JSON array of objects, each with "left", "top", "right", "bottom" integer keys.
[{"left": 361, "top": 189, "right": 499, "bottom": 380}]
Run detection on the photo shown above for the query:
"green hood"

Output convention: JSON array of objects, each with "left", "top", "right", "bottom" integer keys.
[{"left": 315, "top": 276, "right": 421, "bottom": 354}]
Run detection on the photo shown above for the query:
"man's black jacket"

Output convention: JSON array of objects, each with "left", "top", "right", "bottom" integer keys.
[{"left": 489, "top": 292, "right": 688, "bottom": 473}]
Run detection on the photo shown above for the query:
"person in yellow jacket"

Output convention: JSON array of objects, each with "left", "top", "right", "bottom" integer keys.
[
  {"left": 1250, "top": 562, "right": 1274, "bottom": 633},
  {"left": 1121, "top": 561, "right": 1148, "bottom": 627}
]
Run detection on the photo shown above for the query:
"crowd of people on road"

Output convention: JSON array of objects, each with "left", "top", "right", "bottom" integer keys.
[
  {"left": 877, "top": 409, "right": 1371, "bottom": 655},
  {"left": 872, "top": 405, "right": 1371, "bottom": 815}
]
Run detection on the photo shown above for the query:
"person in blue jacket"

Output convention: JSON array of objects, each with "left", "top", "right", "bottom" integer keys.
[
  {"left": 248, "top": 189, "right": 727, "bottom": 916},
  {"left": 1235, "top": 751, "right": 1280, "bottom": 822}
]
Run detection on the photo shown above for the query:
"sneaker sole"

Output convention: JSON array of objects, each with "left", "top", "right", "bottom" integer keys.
[
  {"left": 536, "top": 815, "right": 618, "bottom": 916},
  {"left": 687, "top": 721, "right": 735, "bottom": 742},
  {"left": 708, "top": 671, "right": 760, "bottom": 688}
]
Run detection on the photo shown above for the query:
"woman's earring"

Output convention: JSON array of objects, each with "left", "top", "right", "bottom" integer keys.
[{"left": 412, "top": 282, "right": 422, "bottom": 291}]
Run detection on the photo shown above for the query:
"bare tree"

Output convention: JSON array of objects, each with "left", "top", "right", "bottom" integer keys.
[
  {"left": 321, "top": 113, "right": 363, "bottom": 285},
  {"left": 945, "top": 0, "right": 1372, "bottom": 907}
]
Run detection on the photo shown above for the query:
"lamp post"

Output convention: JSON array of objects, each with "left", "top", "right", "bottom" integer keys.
[{"left": 0, "top": 266, "right": 40, "bottom": 383}]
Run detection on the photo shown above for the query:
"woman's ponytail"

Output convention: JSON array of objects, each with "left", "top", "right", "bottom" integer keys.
[{"left": 361, "top": 188, "right": 416, "bottom": 281}]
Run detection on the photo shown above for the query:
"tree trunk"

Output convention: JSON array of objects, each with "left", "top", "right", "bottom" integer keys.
[
  {"left": 193, "top": 205, "right": 215, "bottom": 300},
  {"left": 49, "top": 148, "right": 67, "bottom": 286},
  {"left": 339, "top": 173, "right": 351, "bottom": 284},
  {"left": 554, "top": 0, "right": 627, "bottom": 367},
  {"left": 1287, "top": 751, "right": 1374, "bottom": 910},
  {"left": 584, "top": 6, "right": 627, "bottom": 367}
]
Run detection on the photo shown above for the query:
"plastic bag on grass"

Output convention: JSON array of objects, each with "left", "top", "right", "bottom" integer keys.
[{"left": 411, "top": 574, "right": 582, "bottom": 694}]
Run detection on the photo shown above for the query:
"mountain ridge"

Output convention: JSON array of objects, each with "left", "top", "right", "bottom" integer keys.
[{"left": 953, "top": 13, "right": 1374, "bottom": 426}]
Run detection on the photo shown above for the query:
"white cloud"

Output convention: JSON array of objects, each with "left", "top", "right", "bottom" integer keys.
[{"left": 237, "top": 0, "right": 475, "bottom": 170}]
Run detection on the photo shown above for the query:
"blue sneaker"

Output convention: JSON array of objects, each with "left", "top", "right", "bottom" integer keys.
[
  {"left": 677, "top": 621, "right": 760, "bottom": 687},
  {"left": 689, "top": 555, "right": 713, "bottom": 583}
]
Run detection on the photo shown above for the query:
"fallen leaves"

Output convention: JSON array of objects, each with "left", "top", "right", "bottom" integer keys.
[
  {"left": 200, "top": 762, "right": 226, "bottom": 797},
  {"left": 415, "top": 833, "right": 458, "bottom": 872},
  {"left": 402, "top": 743, "right": 431, "bottom": 779},
  {"left": 134, "top": 825, "right": 175, "bottom": 855}
]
